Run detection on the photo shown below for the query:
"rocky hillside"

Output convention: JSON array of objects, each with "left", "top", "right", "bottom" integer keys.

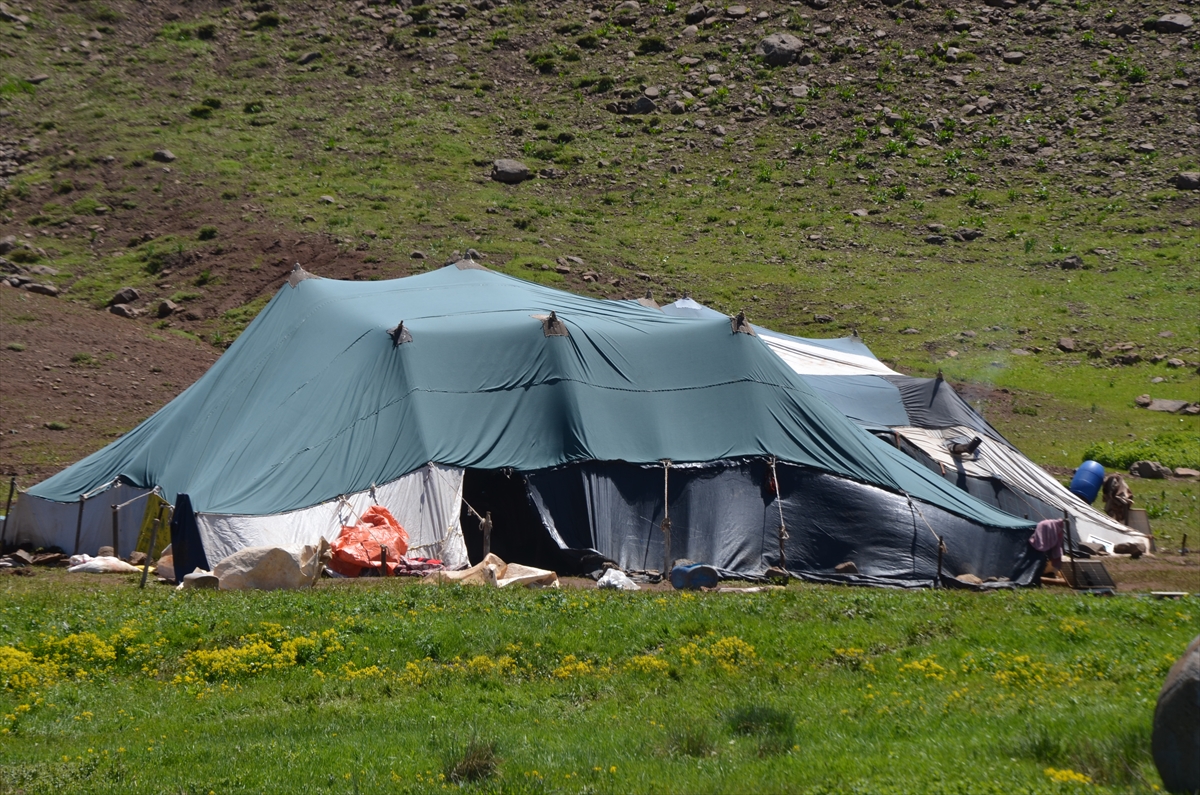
[{"left": 0, "top": 0, "right": 1197, "bottom": 480}]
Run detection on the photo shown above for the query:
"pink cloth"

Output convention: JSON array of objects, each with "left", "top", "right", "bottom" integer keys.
[{"left": 1030, "top": 519, "right": 1065, "bottom": 568}]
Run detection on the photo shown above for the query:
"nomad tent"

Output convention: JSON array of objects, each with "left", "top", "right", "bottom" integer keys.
[
  {"left": 11, "top": 264, "right": 1042, "bottom": 587},
  {"left": 660, "top": 298, "right": 1150, "bottom": 553}
]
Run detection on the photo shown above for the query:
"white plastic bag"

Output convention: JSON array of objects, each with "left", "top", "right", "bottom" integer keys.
[{"left": 597, "top": 568, "right": 640, "bottom": 591}]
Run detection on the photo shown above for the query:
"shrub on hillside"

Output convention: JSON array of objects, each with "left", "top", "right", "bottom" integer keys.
[{"left": 1081, "top": 433, "right": 1200, "bottom": 471}]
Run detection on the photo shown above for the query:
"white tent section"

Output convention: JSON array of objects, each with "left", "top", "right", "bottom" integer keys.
[
  {"left": 196, "top": 463, "right": 468, "bottom": 569},
  {"left": 7, "top": 480, "right": 154, "bottom": 559},
  {"left": 8, "top": 464, "right": 469, "bottom": 569},
  {"left": 757, "top": 330, "right": 901, "bottom": 377},
  {"left": 895, "top": 427, "right": 1144, "bottom": 552}
]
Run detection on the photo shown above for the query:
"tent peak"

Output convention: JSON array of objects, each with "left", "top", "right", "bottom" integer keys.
[
  {"left": 731, "top": 311, "right": 755, "bottom": 336},
  {"left": 287, "top": 263, "right": 319, "bottom": 288}
]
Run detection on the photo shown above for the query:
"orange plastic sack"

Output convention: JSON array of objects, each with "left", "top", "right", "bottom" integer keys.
[{"left": 329, "top": 505, "right": 409, "bottom": 577}]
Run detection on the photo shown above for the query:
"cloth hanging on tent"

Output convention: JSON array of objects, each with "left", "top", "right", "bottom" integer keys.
[
  {"left": 329, "top": 505, "right": 410, "bottom": 577},
  {"left": 1102, "top": 474, "right": 1133, "bottom": 525},
  {"left": 1030, "top": 519, "right": 1064, "bottom": 568}
]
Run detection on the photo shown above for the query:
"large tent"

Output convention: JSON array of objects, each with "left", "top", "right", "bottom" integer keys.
[
  {"left": 10, "top": 264, "right": 1043, "bottom": 587},
  {"left": 660, "top": 298, "right": 1149, "bottom": 553}
]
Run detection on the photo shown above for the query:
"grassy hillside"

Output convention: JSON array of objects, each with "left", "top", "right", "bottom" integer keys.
[{"left": 0, "top": 0, "right": 1196, "bottom": 483}]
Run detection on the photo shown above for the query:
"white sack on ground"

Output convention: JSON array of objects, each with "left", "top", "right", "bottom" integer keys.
[
  {"left": 196, "top": 464, "right": 468, "bottom": 569},
  {"left": 212, "top": 539, "right": 330, "bottom": 591},
  {"left": 597, "top": 568, "right": 640, "bottom": 591},
  {"left": 430, "top": 553, "right": 559, "bottom": 589},
  {"left": 67, "top": 555, "right": 143, "bottom": 574}
]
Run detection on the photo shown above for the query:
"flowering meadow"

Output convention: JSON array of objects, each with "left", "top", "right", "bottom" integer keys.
[{"left": 0, "top": 571, "right": 1195, "bottom": 794}]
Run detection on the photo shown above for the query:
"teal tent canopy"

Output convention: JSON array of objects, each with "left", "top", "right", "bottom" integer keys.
[{"left": 27, "top": 264, "right": 1027, "bottom": 533}]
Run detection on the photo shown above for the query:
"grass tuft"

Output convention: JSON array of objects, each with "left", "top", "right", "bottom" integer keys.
[{"left": 443, "top": 738, "right": 499, "bottom": 783}]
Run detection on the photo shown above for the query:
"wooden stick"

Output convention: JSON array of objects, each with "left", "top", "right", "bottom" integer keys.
[
  {"left": 0, "top": 476, "right": 15, "bottom": 550},
  {"left": 380, "top": 544, "right": 389, "bottom": 577},
  {"left": 72, "top": 494, "right": 86, "bottom": 556},
  {"left": 139, "top": 517, "right": 160, "bottom": 589}
]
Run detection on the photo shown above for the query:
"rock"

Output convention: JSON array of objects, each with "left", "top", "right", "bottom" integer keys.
[
  {"left": 25, "top": 283, "right": 59, "bottom": 296},
  {"left": 606, "top": 96, "right": 657, "bottom": 114},
  {"left": 318, "top": 195, "right": 336, "bottom": 204},
  {"left": 834, "top": 561, "right": 858, "bottom": 574},
  {"left": 156, "top": 300, "right": 179, "bottom": 318},
  {"left": 976, "top": 95, "right": 1000, "bottom": 113},
  {"left": 97, "top": 545, "right": 115, "bottom": 558},
  {"left": 954, "top": 228, "right": 983, "bottom": 242},
  {"left": 1011, "top": 348, "right": 1031, "bottom": 356},
  {"left": 925, "top": 235, "right": 947, "bottom": 245},
  {"left": 297, "top": 51, "right": 322, "bottom": 65},
  {"left": 956, "top": 573, "right": 983, "bottom": 585},
  {"left": 1175, "top": 172, "right": 1200, "bottom": 190},
  {"left": 1152, "top": 635, "right": 1200, "bottom": 794},
  {"left": 669, "top": 100, "right": 686, "bottom": 114},
  {"left": 813, "top": 314, "right": 834, "bottom": 323},
  {"left": 1167, "top": 358, "right": 1186, "bottom": 368},
  {"left": 643, "top": 86, "right": 660, "bottom": 99},
  {"left": 685, "top": 3, "right": 708, "bottom": 24},
  {"left": 109, "top": 304, "right": 139, "bottom": 318},
  {"left": 1112, "top": 22, "right": 1137, "bottom": 36},
  {"left": 1112, "top": 542, "right": 1144, "bottom": 558},
  {"left": 1156, "top": 13, "right": 1194, "bottom": 34},
  {"left": 756, "top": 33, "right": 804, "bottom": 67},
  {"left": 128, "top": 551, "right": 147, "bottom": 566},
  {"left": 410, "top": 250, "right": 426, "bottom": 259},
  {"left": 0, "top": 235, "right": 15, "bottom": 255},
  {"left": 1002, "top": 51, "right": 1026, "bottom": 64},
  {"left": 1130, "top": 460, "right": 1171, "bottom": 479},
  {"left": 725, "top": 4, "right": 748, "bottom": 17},
  {"left": 109, "top": 287, "right": 140, "bottom": 306},
  {"left": 27, "top": 265, "right": 58, "bottom": 276},
  {"left": 1147, "top": 399, "right": 1191, "bottom": 413},
  {"left": 1135, "top": 394, "right": 1153, "bottom": 407},
  {"left": 152, "top": 149, "right": 176, "bottom": 163},
  {"left": 613, "top": 0, "right": 640, "bottom": 25},
  {"left": 901, "top": 328, "right": 920, "bottom": 335},
  {"left": 1057, "top": 337, "right": 1076, "bottom": 353},
  {"left": 491, "top": 159, "right": 532, "bottom": 184},
  {"left": 850, "top": 209, "right": 868, "bottom": 217},
  {"left": 27, "top": 74, "right": 50, "bottom": 85},
  {"left": 1059, "top": 254, "right": 1084, "bottom": 269},
  {"left": 1134, "top": 142, "right": 1156, "bottom": 154},
  {"left": 1174, "top": 468, "right": 1200, "bottom": 479}
]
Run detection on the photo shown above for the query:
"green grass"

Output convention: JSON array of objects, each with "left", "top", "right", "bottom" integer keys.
[{"left": 1, "top": 574, "right": 1195, "bottom": 793}]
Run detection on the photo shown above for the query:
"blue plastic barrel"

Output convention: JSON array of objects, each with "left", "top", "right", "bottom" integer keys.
[{"left": 1069, "top": 460, "right": 1106, "bottom": 503}]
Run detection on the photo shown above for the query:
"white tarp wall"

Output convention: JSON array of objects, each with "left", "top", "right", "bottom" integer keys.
[
  {"left": 195, "top": 463, "right": 469, "bottom": 569},
  {"left": 895, "top": 426, "right": 1149, "bottom": 552},
  {"left": 758, "top": 331, "right": 901, "bottom": 377},
  {"left": 8, "top": 480, "right": 155, "bottom": 558}
]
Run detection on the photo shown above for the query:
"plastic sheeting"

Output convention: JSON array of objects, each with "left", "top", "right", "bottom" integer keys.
[
  {"left": 524, "top": 460, "right": 1044, "bottom": 587},
  {"left": 23, "top": 265, "right": 1029, "bottom": 536},
  {"left": 194, "top": 464, "right": 467, "bottom": 569},
  {"left": 8, "top": 481, "right": 153, "bottom": 557},
  {"left": 893, "top": 426, "right": 1148, "bottom": 552}
]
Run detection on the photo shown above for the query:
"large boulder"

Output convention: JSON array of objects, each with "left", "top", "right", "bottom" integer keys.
[
  {"left": 1156, "top": 13, "right": 1194, "bottom": 33},
  {"left": 756, "top": 33, "right": 804, "bottom": 66},
  {"left": 1130, "top": 460, "right": 1171, "bottom": 479},
  {"left": 491, "top": 159, "right": 532, "bottom": 184},
  {"left": 1175, "top": 172, "right": 1200, "bottom": 191},
  {"left": 1153, "top": 636, "right": 1200, "bottom": 794},
  {"left": 109, "top": 286, "right": 140, "bottom": 306}
]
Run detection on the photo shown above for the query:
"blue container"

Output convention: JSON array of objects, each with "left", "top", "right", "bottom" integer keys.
[{"left": 1069, "top": 460, "right": 1106, "bottom": 504}]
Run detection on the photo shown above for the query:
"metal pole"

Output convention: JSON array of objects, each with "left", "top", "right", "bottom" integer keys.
[
  {"left": 72, "top": 494, "right": 86, "bottom": 555},
  {"left": 139, "top": 516, "right": 160, "bottom": 589},
  {"left": 111, "top": 505, "right": 120, "bottom": 558},
  {"left": 0, "top": 476, "right": 15, "bottom": 550}
]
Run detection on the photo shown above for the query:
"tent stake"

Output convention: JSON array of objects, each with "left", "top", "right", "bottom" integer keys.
[
  {"left": 380, "top": 544, "right": 389, "bottom": 577},
  {"left": 139, "top": 515, "right": 160, "bottom": 589},
  {"left": 72, "top": 494, "right": 86, "bottom": 556},
  {"left": 0, "top": 476, "right": 15, "bottom": 551},
  {"left": 111, "top": 504, "right": 120, "bottom": 558}
]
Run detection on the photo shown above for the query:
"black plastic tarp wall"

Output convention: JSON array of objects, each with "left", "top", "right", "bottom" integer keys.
[{"left": 485, "top": 460, "right": 1046, "bottom": 588}]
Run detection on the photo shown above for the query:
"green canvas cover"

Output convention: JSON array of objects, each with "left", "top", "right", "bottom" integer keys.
[{"left": 28, "top": 265, "right": 1029, "bottom": 530}]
